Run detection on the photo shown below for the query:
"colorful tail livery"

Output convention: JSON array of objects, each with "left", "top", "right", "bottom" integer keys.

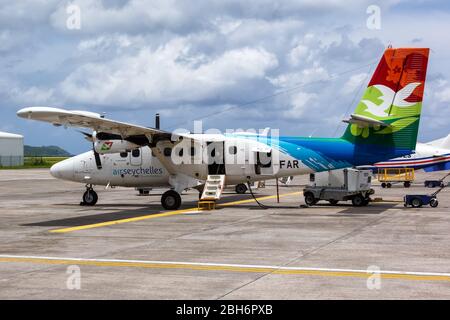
[{"left": 343, "top": 48, "right": 429, "bottom": 153}]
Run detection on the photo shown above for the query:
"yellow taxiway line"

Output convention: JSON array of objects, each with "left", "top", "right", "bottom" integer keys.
[
  {"left": 0, "top": 255, "right": 449, "bottom": 282},
  {"left": 49, "top": 191, "right": 301, "bottom": 234}
]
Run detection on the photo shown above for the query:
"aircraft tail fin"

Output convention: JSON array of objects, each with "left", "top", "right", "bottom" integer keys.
[{"left": 342, "top": 47, "right": 430, "bottom": 153}]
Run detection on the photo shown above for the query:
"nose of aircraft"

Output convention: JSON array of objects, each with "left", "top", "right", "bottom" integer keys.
[{"left": 50, "top": 159, "right": 74, "bottom": 180}]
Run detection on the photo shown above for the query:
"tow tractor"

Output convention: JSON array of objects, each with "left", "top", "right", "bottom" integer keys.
[
  {"left": 404, "top": 173, "right": 449, "bottom": 208},
  {"left": 424, "top": 172, "right": 450, "bottom": 188}
]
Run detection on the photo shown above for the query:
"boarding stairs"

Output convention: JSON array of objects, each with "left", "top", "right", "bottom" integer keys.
[{"left": 198, "top": 175, "right": 226, "bottom": 210}]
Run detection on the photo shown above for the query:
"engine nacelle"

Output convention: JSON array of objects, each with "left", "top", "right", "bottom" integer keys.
[{"left": 94, "top": 140, "right": 140, "bottom": 154}]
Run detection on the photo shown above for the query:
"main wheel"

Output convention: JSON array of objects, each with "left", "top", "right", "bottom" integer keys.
[
  {"left": 304, "top": 193, "right": 317, "bottom": 206},
  {"left": 161, "top": 190, "right": 182, "bottom": 210},
  {"left": 82, "top": 189, "right": 98, "bottom": 206},
  {"left": 235, "top": 183, "right": 248, "bottom": 194},
  {"left": 411, "top": 197, "right": 423, "bottom": 208},
  {"left": 352, "top": 194, "right": 365, "bottom": 207},
  {"left": 404, "top": 181, "right": 411, "bottom": 188},
  {"left": 430, "top": 198, "right": 439, "bottom": 208},
  {"left": 328, "top": 199, "right": 339, "bottom": 205}
]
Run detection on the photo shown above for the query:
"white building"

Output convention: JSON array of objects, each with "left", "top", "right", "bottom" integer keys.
[{"left": 0, "top": 131, "right": 24, "bottom": 167}]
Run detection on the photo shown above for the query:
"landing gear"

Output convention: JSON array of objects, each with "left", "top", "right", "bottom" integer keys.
[
  {"left": 235, "top": 183, "right": 248, "bottom": 194},
  {"left": 81, "top": 185, "right": 98, "bottom": 206},
  {"left": 161, "top": 190, "right": 182, "bottom": 210}
]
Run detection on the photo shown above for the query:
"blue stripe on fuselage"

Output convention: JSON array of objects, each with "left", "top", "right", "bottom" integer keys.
[{"left": 230, "top": 133, "right": 412, "bottom": 172}]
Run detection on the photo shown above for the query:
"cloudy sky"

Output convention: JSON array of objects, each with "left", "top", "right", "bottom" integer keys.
[{"left": 1, "top": 0, "right": 450, "bottom": 154}]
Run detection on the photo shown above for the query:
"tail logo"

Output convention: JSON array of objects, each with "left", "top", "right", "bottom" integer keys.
[{"left": 361, "top": 82, "right": 421, "bottom": 118}]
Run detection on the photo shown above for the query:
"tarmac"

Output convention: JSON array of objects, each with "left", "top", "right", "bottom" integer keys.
[{"left": 0, "top": 169, "right": 449, "bottom": 299}]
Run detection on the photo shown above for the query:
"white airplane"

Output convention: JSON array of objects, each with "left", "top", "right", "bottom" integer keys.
[
  {"left": 369, "top": 135, "right": 450, "bottom": 172},
  {"left": 48, "top": 139, "right": 259, "bottom": 200},
  {"left": 17, "top": 47, "right": 431, "bottom": 210}
]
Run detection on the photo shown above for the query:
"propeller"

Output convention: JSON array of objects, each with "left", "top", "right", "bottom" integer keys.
[
  {"left": 79, "top": 131, "right": 94, "bottom": 142},
  {"left": 78, "top": 131, "right": 102, "bottom": 170}
]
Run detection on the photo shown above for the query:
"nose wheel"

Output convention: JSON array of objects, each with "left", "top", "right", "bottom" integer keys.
[{"left": 81, "top": 186, "right": 98, "bottom": 206}]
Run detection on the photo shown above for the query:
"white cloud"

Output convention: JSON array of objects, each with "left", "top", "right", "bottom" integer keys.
[
  {"left": 61, "top": 38, "right": 278, "bottom": 106},
  {"left": 2, "top": 0, "right": 450, "bottom": 151},
  {"left": 282, "top": 91, "right": 318, "bottom": 119},
  {"left": 47, "top": 0, "right": 378, "bottom": 34},
  {"left": 288, "top": 44, "right": 309, "bottom": 67},
  {"left": 50, "top": 0, "right": 188, "bottom": 33},
  {"left": 435, "top": 86, "right": 450, "bottom": 103},
  {"left": 342, "top": 73, "right": 368, "bottom": 95},
  {"left": 0, "top": 30, "right": 26, "bottom": 52},
  {"left": 77, "top": 34, "right": 134, "bottom": 52},
  {"left": 268, "top": 63, "right": 330, "bottom": 88}
]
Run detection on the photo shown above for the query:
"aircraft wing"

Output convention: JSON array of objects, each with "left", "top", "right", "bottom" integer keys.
[{"left": 17, "top": 106, "right": 170, "bottom": 140}]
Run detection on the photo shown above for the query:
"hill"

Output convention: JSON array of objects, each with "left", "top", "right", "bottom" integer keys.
[{"left": 24, "top": 145, "right": 73, "bottom": 157}]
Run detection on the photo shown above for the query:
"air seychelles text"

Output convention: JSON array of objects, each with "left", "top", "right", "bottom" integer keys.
[{"left": 113, "top": 167, "right": 164, "bottom": 176}]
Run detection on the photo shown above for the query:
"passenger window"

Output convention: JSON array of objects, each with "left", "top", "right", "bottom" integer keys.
[
  {"left": 229, "top": 146, "right": 237, "bottom": 155},
  {"left": 163, "top": 148, "right": 172, "bottom": 157},
  {"left": 132, "top": 149, "right": 140, "bottom": 158},
  {"left": 120, "top": 152, "right": 128, "bottom": 158}
]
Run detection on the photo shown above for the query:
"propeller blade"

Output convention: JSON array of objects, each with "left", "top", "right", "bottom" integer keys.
[
  {"left": 92, "top": 142, "right": 103, "bottom": 170},
  {"left": 79, "top": 131, "right": 94, "bottom": 142}
]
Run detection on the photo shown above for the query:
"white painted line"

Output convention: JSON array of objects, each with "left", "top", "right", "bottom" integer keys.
[{"left": 0, "top": 254, "right": 449, "bottom": 277}]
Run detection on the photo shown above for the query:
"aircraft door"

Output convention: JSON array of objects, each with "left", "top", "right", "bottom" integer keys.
[
  {"left": 206, "top": 141, "right": 225, "bottom": 175},
  {"left": 255, "top": 151, "right": 273, "bottom": 176},
  {"left": 225, "top": 140, "right": 247, "bottom": 177}
]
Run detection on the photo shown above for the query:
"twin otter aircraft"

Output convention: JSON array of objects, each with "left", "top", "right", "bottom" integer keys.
[{"left": 18, "top": 47, "right": 430, "bottom": 210}]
